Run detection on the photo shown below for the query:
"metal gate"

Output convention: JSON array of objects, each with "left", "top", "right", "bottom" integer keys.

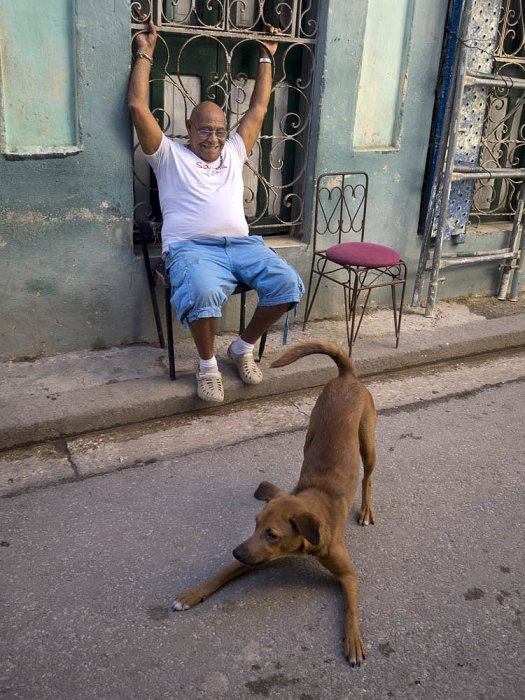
[{"left": 131, "top": 0, "right": 319, "bottom": 239}]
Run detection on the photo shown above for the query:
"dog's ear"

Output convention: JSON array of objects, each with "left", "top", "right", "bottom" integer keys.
[
  {"left": 254, "top": 481, "right": 282, "bottom": 502},
  {"left": 290, "top": 513, "right": 321, "bottom": 546}
]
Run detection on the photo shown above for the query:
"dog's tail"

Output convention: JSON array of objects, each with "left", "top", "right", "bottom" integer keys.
[{"left": 270, "top": 340, "right": 356, "bottom": 377}]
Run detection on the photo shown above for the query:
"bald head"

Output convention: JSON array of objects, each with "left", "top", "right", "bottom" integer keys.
[
  {"left": 190, "top": 101, "right": 226, "bottom": 123},
  {"left": 186, "top": 101, "right": 228, "bottom": 162}
]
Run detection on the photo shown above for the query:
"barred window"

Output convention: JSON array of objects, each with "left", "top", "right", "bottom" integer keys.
[
  {"left": 471, "top": 0, "right": 525, "bottom": 224},
  {"left": 131, "top": 0, "right": 319, "bottom": 239}
]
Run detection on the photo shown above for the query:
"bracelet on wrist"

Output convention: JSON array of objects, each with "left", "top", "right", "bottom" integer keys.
[{"left": 136, "top": 52, "right": 153, "bottom": 64}]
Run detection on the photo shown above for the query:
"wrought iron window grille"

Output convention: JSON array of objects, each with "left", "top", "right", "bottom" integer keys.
[
  {"left": 465, "top": 0, "right": 525, "bottom": 226},
  {"left": 131, "top": 0, "right": 319, "bottom": 240},
  {"left": 413, "top": 0, "right": 525, "bottom": 315}
]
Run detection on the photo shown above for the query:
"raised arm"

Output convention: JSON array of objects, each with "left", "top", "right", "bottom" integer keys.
[
  {"left": 128, "top": 20, "right": 163, "bottom": 155},
  {"left": 237, "top": 26, "right": 279, "bottom": 155}
]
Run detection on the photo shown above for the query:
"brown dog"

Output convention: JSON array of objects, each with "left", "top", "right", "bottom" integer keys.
[{"left": 172, "top": 340, "right": 377, "bottom": 666}]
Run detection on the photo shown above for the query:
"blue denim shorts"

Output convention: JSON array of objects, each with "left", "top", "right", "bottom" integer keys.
[{"left": 163, "top": 236, "right": 304, "bottom": 328}]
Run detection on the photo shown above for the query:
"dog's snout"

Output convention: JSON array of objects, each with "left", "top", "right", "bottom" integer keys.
[
  {"left": 232, "top": 545, "right": 244, "bottom": 562},
  {"left": 233, "top": 544, "right": 258, "bottom": 566}
]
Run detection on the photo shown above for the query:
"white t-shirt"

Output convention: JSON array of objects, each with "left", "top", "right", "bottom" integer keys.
[{"left": 144, "top": 133, "right": 249, "bottom": 251}]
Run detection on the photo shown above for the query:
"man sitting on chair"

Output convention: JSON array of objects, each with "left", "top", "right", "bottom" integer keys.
[{"left": 129, "top": 20, "right": 304, "bottom": 404}]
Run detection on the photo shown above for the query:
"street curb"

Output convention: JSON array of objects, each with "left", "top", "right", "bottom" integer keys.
[{"left": 2, "top": 313, "right": 525, "bottom": 452}]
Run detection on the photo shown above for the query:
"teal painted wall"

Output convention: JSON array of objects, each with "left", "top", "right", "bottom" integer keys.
[
  {"left": 0, "top": 0, "right": 79, "bottom": 154},
  {"left": 0, "top": 0, "right": 155, "bottom": 359},
  {"left": 0, "top": 0, "right": 511, "bottom": 360},
  {"left": 353, "top": 0, "right": 413, "bottom": 149}
]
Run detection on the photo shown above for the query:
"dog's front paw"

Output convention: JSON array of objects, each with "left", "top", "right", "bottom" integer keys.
[
  {"left": 357, "top": 504, "right": 375, "bottom": 527},
  {"left": 344, "top": 631, "right": 365, "bottom": 667},
  {"left": 172, "top": 587, "right": 206, "bottom": 611}
]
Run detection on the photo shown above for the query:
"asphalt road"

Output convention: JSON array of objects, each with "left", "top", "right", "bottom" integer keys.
[{"left": 1, "top": 359, "right": 524, "bottom": 699}]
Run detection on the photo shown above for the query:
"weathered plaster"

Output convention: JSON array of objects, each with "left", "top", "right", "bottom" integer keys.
[
  {"left": 0, "top": 0, "right": 514, "bottom": 361},
  {"left": 0, "top": 0, "right": 142, "bottom": 360},
  {"left": 354, "top": 0, "right": 414, "bottom": 149},
  {"left": 0, "top": 0, "right": 80, "bottom": 155}
]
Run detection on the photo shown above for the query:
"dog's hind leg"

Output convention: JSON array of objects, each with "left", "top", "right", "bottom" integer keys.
[
  {"left": 172, "top": 560, "right": 251, "bottom": 611},
  {"left": 357, "top": 397, "right": 377, "bottom": 526}
]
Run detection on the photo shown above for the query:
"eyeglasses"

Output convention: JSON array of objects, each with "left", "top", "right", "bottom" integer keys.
[{"left": 190, "top": 121, "right": 228, "bottom": 139}]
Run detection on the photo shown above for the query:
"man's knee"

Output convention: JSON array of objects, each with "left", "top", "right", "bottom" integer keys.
[{"left": 256, "top": 262, "right": 305, "bottom": 305}]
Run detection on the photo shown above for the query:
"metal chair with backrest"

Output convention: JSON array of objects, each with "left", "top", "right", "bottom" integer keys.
[
  {"left": 138, "top": 221, "right": 267, "bottom": 380},
  {"left": 303, "top": 172, "right": 407, "bottom": 355}
]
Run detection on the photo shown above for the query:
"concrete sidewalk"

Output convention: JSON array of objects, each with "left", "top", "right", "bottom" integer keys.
[{"left": 1, "top": 294, "right": 525, "bottom": 452}]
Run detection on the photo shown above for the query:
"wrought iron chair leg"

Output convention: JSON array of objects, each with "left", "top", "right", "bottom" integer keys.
[
  {"left": 393, "top": 266, "right": 408, "bottom": 347},
  {"left": 391, "top": 281, "right": 403, "bottom": 347},
  {"left": 391, "top": 284, "right": 399, "bottom": 345},
  {"left": 165, "top": 287, "right": 176, "bottom": 381},
  {"left": 343, "top": 284, "right": 353, "bottom": 355},
  {"left": 353, "top": 286, "right": 373, "bottom": 344},
  {"left": 258, "top": 332, "right": 267, "bottom": 361},
  {"left": 239, "top": 291, "right": 247, "bottom": 334},
  {"left": 347, "top": 274, "right": 362, "bottom": 356},
  {"left": 302, "top": 263, "right": 317, "bottom": 330},
  {"left": 391, "top": 283, "right": 402, "bottom": 347},
  {"left": 140, "top": 225, "right": 165, "bottom": 349},
  {"left": 303, "top": 258, "right": 328, "bottom": 330}
]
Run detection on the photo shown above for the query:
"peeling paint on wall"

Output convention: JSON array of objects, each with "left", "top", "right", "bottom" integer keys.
[{"left": 2, "top": 209, "right": 127, "bottom": 225}]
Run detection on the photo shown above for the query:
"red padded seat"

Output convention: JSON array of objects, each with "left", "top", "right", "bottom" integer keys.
[{"left": 326, "top": 242, "right": 402, "bottom": 267}]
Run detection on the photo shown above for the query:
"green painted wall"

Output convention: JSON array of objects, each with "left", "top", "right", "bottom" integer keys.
[
  {"left": 0, "top": 0, "right": 79, "bottom": 155},
  {"left": 0, "top": 0, "right": 512, "bottom": 361},
  {"left": 0, "top": 0, "right": 155, "bottom": 359}
]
